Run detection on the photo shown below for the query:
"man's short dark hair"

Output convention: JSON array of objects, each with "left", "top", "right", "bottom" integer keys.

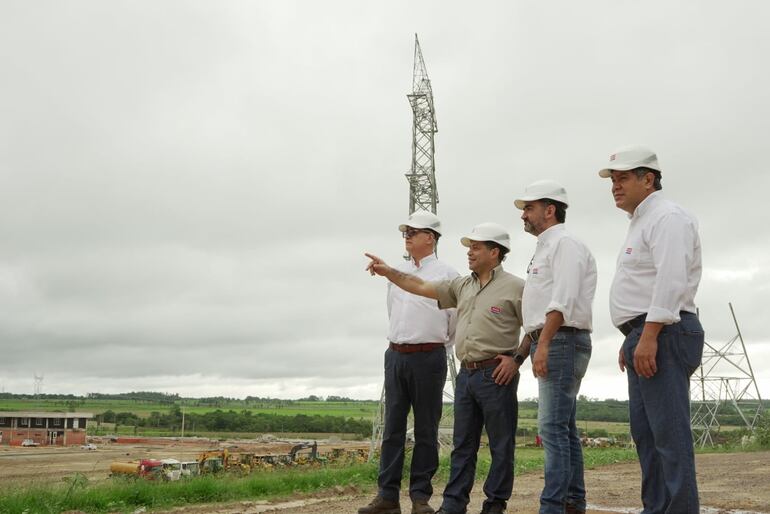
[
  {"left": 540, "top": 199, "right": 567, "bottom": 223},
  {"left": 633, "top": 167, "right": 662, "bottom": 191},
  {"left": 482, "top": 241, "right": 509, "bottom": 263}
]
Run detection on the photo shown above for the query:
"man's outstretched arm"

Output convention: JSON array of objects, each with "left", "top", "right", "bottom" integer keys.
[{"left": 365, "top": 253, "right": 439, "bottom": 300}]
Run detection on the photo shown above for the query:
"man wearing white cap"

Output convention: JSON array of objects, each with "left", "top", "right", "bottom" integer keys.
[
  {"left": 359, "top": 210, "right": 459, "bottom": 514},
  {"left": 366, "top": 222, "right": 525, "bottom": 514},
  {"left": 514, "top": 180, "right": 597, "bottom": 514},
  {"left": 600, "top": 145, "right": 704, "bottom": 514}
]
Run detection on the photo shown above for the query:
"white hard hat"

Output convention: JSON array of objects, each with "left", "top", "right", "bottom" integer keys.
[
  {"left": 599, "top": 145, "right": 661, "bottom": 178},
  {"left": 398, "top": 210, "right": 442, "bottom": 235},
  {"left": 514, "top": 180, "right": 569, "bottom": 209},
  {"left": 460, "top": 222, "right": 510, "bottom": 250}
]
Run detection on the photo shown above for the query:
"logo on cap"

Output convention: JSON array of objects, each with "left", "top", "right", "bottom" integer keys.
[{"left": 610, "top": 154, "right": 616, "bottom": 161}]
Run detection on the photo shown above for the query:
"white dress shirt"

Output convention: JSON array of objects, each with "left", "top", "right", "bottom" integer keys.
[
  {"left": 610, "top": 191, "right": 702, "bottom": 327},
  {"left": 387, "top": 254, "right": 459, "bottom": 346},
  {"left": 522, "top": 224, "right": 597, "bottom": 334}
]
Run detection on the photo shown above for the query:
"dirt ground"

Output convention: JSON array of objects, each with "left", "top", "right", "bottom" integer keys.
[
  {"left": 158, "top": 451, "right": 770, "bottom": 514},
  {"left": 2, "top": 441, "right": 769, "bottom": 513}
]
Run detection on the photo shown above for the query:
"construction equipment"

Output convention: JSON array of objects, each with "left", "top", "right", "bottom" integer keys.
[
  {"left": 197, "top": 449, "right": 230, "bottom": 474},
  {"left": 160, "top": 458, "right": 182, "bottom": 481},
  {"left": 289, "top": 441, "right": 318, "bottom": 463},
  {"left": 180, "top": 460, "right": 200, "bottom": 478},
  {"left": 110, "top": 459, "right": 164, "bottom": 480}
]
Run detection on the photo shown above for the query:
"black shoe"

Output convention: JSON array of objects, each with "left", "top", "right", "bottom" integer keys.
[
  {"left": 479, "top": 502, "right": 505, "bottom": 514},
  {"left": 565, "top": 504, "right": 586, "bottom": 514},
  {"left": 358, "top": 496, "right": 401, "bottom": 514}
]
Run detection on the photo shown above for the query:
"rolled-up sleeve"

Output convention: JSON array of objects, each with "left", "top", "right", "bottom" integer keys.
[
  {"left": 546, "top": 238, "right": 583, "bottom": 321},
  {"left": 647, "top": 213, "right": 697, "bottom": 324}
]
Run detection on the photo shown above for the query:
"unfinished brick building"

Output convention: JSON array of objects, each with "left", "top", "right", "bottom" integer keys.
[{"left": 0, "top": 411, "right": 93, "bottom": 446}]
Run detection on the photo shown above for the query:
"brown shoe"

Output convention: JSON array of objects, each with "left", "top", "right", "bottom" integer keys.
[
  {"left": 358, "top": 496, "right": 401, "bottom": 514},
  {"left": 411, "top": 499, "right": 435, "bottom": 514},
  {"left": 565, "top": 504, "right": 585, "bottom": 514}
]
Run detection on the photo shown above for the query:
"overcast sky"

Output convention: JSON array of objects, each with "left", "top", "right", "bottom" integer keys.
[{"left": 1, "top": 1, "right": 769, "bottom": 404}]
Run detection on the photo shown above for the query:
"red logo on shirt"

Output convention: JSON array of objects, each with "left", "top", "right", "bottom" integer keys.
[
  {"left": 625, "top": 247, "right": 633, "bottom": 255},
  {"left": 490, "top": 306, "right": 502, "bottom": 314},
  {"left": 531, "top": 267, "right": 539, "bottom": 275}
]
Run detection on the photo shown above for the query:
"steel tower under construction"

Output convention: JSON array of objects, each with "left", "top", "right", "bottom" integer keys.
[
  {"left": 406, "top": 34, "right": 439, "bottom": 215},
  {"left": 370, "top": 35, "right": 457, "bottom": 460}
]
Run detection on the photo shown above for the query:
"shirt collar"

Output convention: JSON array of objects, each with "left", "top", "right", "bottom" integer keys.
[
  {"left": 472, "top": 263, "right": 504, "bottom": 282},
  {"left": 537, "top": 223, "right": 565, "bottom": 244},
  {"left": 630, "top": 190, "right": 662, "bottom": 219},
  {"left": 411, "top": 253, "right": 437, "bottom": 269}
]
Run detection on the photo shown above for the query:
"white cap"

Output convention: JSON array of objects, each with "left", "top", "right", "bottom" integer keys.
[
  {"left": 599, "top": 145, "right": 661, "bottom": 178},
  {"left": 398, "top": 210, "right": 442, "bottom": 235},
  {"left": 460, "top": 222, "right": 510, "bottom": 250},
  {"left": 514, "top": 179, "right": 569, "bottom": 209}
]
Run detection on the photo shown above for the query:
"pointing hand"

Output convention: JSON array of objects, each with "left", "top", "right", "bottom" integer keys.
[{"left": 365, "top": 253, "right": 391, "bottom": 277}]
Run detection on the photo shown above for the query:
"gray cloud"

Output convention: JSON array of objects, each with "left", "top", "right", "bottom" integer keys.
[{"left": 1, "top": 1, "right": 769, "bottom": 400}]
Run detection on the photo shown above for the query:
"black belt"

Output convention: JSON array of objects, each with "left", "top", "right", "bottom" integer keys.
[
  {"left": 618, "top": 314, "right": 647, "bottom": 336},
  {"left": 526, "top": 326, "right": 588, "bottom": 343},
  {"left": 617, "top": 311, "right": 694, "bottom": 336}
]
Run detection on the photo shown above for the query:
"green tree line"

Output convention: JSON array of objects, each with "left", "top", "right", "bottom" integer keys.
[{"left": 98, "top": 406, "right": 372, "bottom": 437}]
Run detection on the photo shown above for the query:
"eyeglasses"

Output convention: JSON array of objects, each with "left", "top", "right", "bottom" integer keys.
[{"left": 403, "top": 228, "right": 431, "bottom": 239}]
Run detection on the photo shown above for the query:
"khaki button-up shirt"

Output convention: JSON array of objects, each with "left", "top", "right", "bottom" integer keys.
[{"left": 434, "top": 264, "right": 524, "bottom": 363}]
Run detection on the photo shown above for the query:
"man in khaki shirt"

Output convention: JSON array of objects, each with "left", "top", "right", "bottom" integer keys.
[{"left": 367, "top": 222, "right": 525, "bottom": 514}]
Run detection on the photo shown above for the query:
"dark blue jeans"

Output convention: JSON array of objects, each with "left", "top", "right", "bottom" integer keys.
[
  {"left": 530, "top": 332, "right": 591, "bottom": 514},
  {"left": 379, "top": 346, "right": 447, "bottom": 502},
  {"left": 622, "top": 312, "right": 704, "bottom": 514},
  {"left": 441, "top": 366, "right": 519, "bottom": 514}
]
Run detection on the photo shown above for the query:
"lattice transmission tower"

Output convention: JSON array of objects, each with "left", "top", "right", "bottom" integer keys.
[
  {"left": 370, "top": 35, "right": 458, "bottom": 461},
  {"left": 690, "top": 303, "right": 764, "bottom": 447},
  {"left": 33, "top": 372, "right": 44, "bottom": 398}
]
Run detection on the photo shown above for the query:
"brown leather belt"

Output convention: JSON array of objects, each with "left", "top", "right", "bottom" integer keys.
[
  {"left": 389, "top": 342, "right": 444, "bottom": 353},
  {"left": 526, "top": 326, "right": 588, "bottom": 343},
  {"left": 461, "top": 358, "right": 501, "bottom": 370}
]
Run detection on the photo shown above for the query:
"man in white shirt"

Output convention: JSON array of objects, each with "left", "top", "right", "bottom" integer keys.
[
  {"left": 600, "top": 145, "right": 704, "bottom": 514},
  {"left": 360, "top": 210, "right": 459, "bottom": 514},
  {"left": 514, "top": 180, "right": 597, "bottom": 514}
]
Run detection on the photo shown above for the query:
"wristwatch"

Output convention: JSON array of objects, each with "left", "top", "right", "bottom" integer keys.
[{"left": 513, "top": 353, "right": 526, "bottom": 365}]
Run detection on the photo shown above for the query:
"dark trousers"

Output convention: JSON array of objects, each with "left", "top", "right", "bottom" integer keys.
[
  {"left": 441, "top": 367, "right": 519, "bottom": 514},
  {"left": 379, "top": 346, "right": 447, "bottom": 502},
  {"left": 622, "top": 312, "right": 704, "bottom": 514}
]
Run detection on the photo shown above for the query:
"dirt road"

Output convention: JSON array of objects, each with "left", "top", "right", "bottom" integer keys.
[{"left": 159, "top": 451, "right": 770, "bottom": 514}]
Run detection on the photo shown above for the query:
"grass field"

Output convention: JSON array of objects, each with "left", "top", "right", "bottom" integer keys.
[{"left": 0, "top": 399, "right": 381, "bottom": 419}]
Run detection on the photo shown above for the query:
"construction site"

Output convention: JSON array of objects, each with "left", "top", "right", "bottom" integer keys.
[
  {"left": 2, "top": 6, "right": 770, "bottom": 512},
  {"left": 0, "top": 435, "right": 370, "bottom": 485}
]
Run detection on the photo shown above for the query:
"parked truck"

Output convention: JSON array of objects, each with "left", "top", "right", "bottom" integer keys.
[{"left": 110, "top": 459, "right": 164, "bottom": 480}]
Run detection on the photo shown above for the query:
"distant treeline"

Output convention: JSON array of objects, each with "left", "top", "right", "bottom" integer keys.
[
  {"left": 99, "top": 406, "right": 372, "bottom": 437},
  {"left": 3, "top": 392, "right": 763, "bottom": 429}
]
